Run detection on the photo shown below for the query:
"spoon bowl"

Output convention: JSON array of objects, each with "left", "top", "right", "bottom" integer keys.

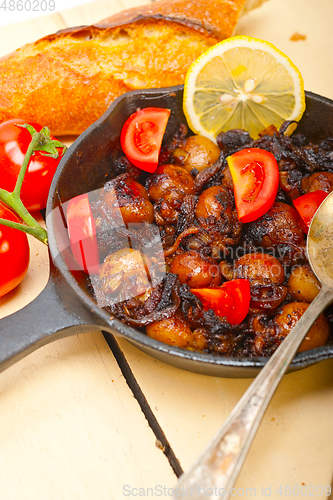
[{"left": 308, "top": 191, "right": 333, "bottom": 287}]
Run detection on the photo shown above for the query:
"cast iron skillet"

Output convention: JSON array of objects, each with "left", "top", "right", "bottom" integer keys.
[{"left": 1, "top": 85, "right": 333, "bottom": 378}]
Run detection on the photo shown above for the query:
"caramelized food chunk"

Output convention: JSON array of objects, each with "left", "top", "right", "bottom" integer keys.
[
  {"left": 195, "top": 185, "right": 242, "bottom": 255},
  {"left": 99, "top": 248, "right": 152, "bottom": 297},
  {"left": 301, "top": 172, "right": 333, "bottom": 193},
  {"left": 146, "top": 311, "right": 194, "bottom": 348},
  {"left": 274, "top": 302, "right": 329, "bottom": 352},
  {"left": 101, "top": 176, "right": 154, "bottom": 224},
  {"left": 245, "top": 202, "right": 305, "bottom": 264},
  {"left": 287, "top": 265, "right": 321, "bottom": 302},
  {"left": 169, "top": 250, "right": 222, "bottom": 288},
  {"left": 234, "top": 253, "right": 285, "bottom": 285},
  {"left": 147, "top": 164, "right": 195, "bottom": 202},
  {"left": 172, "top": 134, "right": 221, "bottom": 173}
]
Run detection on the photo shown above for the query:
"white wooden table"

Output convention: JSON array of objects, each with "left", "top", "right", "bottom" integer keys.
[{"left": 1, "top": 0, "right": 333, "bottom": 498}]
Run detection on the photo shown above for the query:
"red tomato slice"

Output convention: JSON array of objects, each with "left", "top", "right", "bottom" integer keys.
[
  {"left": 191, "top": 279, "right": 251, "bottom": 325},
  {"left": 0, "top": 201, "right": 30, "bottom": 297},
  {"left": 120, "top": 107, "right": 171, "bottom": 173},
  {"left": 227, "top": 148, "right": 279, "bottom": 223},
  {"left": 293, "top": 190, "right": 328, "bottom": 234},
  {"left": 66, "top": 194, "right": 100, "bottom": 275},
  {"left": 191, "top": 286, "right": 233, "bottom": 315}
]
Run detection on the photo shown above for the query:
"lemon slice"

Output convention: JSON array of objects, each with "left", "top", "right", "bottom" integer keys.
[{"left": 183, "top": 36, "right": 305, "bottom": 141}]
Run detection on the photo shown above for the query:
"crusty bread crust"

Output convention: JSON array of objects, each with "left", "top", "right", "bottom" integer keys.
[
  {"left": 0, "top": 0, "right": 249, "bottom": 135},
  {"left": 95, "top": 0, "right": 245, "bottom": 39}
]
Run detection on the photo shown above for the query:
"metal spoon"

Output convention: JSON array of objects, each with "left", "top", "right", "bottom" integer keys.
[{"left": 173, "top": 192, "right": 333, "bottom": 500}]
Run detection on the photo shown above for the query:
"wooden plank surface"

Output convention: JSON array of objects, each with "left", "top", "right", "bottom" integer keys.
[
  {"left": 0, "top": 333, "right": 177, "bottom": 499},
  {"left": 1, "top": 0, "right": 333, "bottom": 498}
]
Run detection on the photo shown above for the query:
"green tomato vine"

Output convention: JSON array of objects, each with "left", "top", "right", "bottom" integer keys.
[{"left": 0, "top": 124, "right": 67, "bottom": 245}]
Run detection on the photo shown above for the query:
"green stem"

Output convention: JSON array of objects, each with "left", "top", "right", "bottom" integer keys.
[
  {"left": 0, "top": 188, "right": 48, "bottom": 245},
  {"left": 0, "top": 217, "right": 48, "bottom": 245},
  {"left": 13, "top": 132, "right": 41, "bottom": 197},
  {"left": 0, "top": 130, "right": 50, "bottom": 245},
  {"left": 0, "top": 187, "right": 44, "bottom": 228}
]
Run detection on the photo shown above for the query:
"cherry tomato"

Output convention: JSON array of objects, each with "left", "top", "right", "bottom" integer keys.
[
  {"left": 293, "top": 190, "right": 328, "bottom": 234},
  {"left": 120, "top": 107, "right": 171, "bottom": 173},
  {"left": 227, "top": 148, "right": 279, "bottom": 223},
  {"left": 0, "top": 201, "right": 30, "bottom": 297},
  {"left": 66, "top": 194, "right": 100, "bottom": 275},
  {"left": 0, "top": 119, "right": 65, "bottom": 212},
  {"left": 191, "top": 279, "right": 251, "bottom": 325}
]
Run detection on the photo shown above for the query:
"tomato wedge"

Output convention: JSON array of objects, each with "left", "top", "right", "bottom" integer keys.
[
  {"left": 66, "top": 193, "right": 99, "bottom": 275},
  {"left": 191, "top": 279, "right": 251, "bottom": 325},
  {"left": 227, "top": 148, "right": 279, "bottom": 223},
  {"left": 120, "top": 107, "right": 171, "bottom": 173},
  {"left": 293, "top": 190, "right": 328, "bottom": 234}
]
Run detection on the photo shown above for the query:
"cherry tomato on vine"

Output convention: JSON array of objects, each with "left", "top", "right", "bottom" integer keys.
[
  {"left": 120, "top": 107, "right": 171, "bottom": 173},
  {"left": 0, "top": 201, "right": 30, "bottom": 298},
  {"left": 66, "top": 193, "right": 100, "bottom": 275},
  {"left": 0, "top": 119, "right": 65, "bottom": 212},
  {"left": 227, "top": 148, "right": 279, "bottom": 223},
  {"left": 293, "top": 190, "right": 328, "bottom": 234},
  {"left": 191, "top": 279, "right": 251, "bottom": 325}
]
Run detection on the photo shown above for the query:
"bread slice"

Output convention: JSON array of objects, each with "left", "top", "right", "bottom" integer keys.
[{"left": 0, "top": 0, "right": 268, "bottom": 136}]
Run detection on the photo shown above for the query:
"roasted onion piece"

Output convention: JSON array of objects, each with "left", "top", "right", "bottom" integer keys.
[
  {"left": 99, "top": 248, "right": 152, "bottom": 298},
  {"left": 164, "top": 227, "right": 199, "bottom": 257},
  {"left": 279, "top": 169, "right": 303, "bottom": 200},
  {"left": 249, "top": 314, "right": 280, "bottom": 357},
  {"left": 100, "top": 175, "right": 154, "bottom": 225},
  {"left": 148, "top": 164, "right": 195, "bottom": 225},
  {"left": 172, "top": 134, "right": 221, "bottom": 173},
  {"left": 195, "top": 185, "right": 242, "bottom": 256},
  {"left": 245, "top": 202, "right": 306, "bottom": 264},
  {"left": 216, "top": 129, "right": 252, "bottom": 155},
  {"left": 287, "top": 265, "right": 321, "bottom": 302},
  {"left": 169, "top": 250, "right": 222, "bottom": 288},
  {"left": 301, "top": 171, "right": 333, "bottom": 193},
  {"left": 246, "top": 202, "right": 304, "bottom": 248},
  {"left": 146, "top": 310, "right": 208, "bottom": 350},
  {"left": 146, "top": 311, "right": 192, "bottom": 347},
  {"left": 233, "top": 252, "right": 285, "bottom": 285},
  {"left": 118, "top": 273, "right": 182, "bottom": 327},
  {"left": 250, "top": 284, "right": 287, "bottom": 311},
  {"left": 194, "top": 156, "right": 223, "bottom": 194},
  {"left": 147, "top": 164, "right": 195, "bottom": 202},
  {"left": 274, "top": 302, "right": 330, "bottom": 352}
]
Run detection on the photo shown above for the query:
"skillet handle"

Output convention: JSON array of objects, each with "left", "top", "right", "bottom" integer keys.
[{"left": 0, "top": 260, "right": 109, "bottom": 373}]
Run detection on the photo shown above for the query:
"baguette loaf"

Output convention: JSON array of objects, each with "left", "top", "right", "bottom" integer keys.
[{"left": 0, "top": 0, "right": 267, "bottom": 136}]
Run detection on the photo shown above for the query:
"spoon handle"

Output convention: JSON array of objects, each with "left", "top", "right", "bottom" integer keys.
[{"left": 174, "top": 286, "right": 333, "bottom": 500}]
